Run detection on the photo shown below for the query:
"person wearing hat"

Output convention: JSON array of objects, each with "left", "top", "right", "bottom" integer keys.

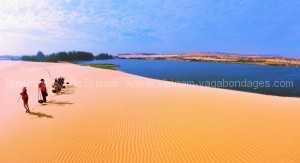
[
  {"left": 39, "top": 79, "right": 48, "bottom": 102},
  {"left": 20, "top": 87, "right": 30, "bottom": 113}
]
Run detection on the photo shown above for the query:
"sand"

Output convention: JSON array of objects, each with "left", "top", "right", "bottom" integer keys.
[{"left": 0, "top": 60, "right": 299, "bottom": 162}]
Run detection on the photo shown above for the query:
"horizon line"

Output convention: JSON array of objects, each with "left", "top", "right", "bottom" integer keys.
[{"left": 1, "top": 51, "right": 299, "bottom": 59}]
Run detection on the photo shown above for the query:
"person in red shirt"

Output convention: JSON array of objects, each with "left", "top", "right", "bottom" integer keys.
[
  {"left": 38, "top": 79, "right": 48, "bottom": 103},
  {"left": 20, "top": 87, "right": 30, "bottom": 113}
]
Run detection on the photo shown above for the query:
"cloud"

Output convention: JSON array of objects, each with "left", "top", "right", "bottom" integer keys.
[
  {"left": 0, "top": 0, "right": 206, "bottom": 41},
  {"left": 0, "top": 0, "right": 299, "bottom": 56}
]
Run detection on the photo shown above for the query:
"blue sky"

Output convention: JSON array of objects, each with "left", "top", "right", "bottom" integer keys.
[{"left": 0, "top": 0, "right": 300, "bottom": 58}]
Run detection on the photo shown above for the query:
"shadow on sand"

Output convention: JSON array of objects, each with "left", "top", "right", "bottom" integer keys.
[
  {"left": 59, "top": 90, "right": 75, "bottom": 95},
  {"left": 45, "top": 100, "right": 74, "bottom": 106},
  {"left": 30, "top": 112, "right": 53, "bottom": 118},
  {"left": 54, "top": 87, "right": 76, "bottom": 96}
]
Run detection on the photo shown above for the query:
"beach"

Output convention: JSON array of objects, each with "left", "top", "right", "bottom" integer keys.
[{"left": 0, "top": 60, "right": 300, "bottom": 162}]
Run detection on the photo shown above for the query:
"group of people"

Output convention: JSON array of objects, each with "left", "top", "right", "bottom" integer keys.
[
  {"left": 52, "top": 77, "right": 65, "bottom": 94},
  {"left": 19, "top": 77, "right": 65, "bottom": 114}
]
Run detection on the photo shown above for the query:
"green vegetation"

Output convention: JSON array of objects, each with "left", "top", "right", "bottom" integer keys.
[
  {"left": 154, "top": 57, "right": 166, "bottom": 60},
  {"left": 236, "top": 58, "right": 265, "bottom": 63},
  {"left": 95, "top": 53, "right": 115, "bottom": 60},
  {"left": 89, "top": 64, "right": 119, "bottom": 70},
  {"left": 36, "top": 51, "right": 46, "bottom": 62},
  {"left": 21, "top": 55, "right": 37, "bottom": 61},
  {"left": 267, "top": 63, "right": 286, "bottom": 66},
  {"left": 188, "top": 59, "right": 231, "bottom": 63},
  {"left": 47, "top": 51, "right": 94, "bottom": 62},
  {"left": 189, "top": 59, "right": 200, "bottom": 62},
  {"left": 21, "top": 51, "right": 115, "bottom": 62},
  {"left": 237, "top": 58, "right": 252, "bottom": 63}
]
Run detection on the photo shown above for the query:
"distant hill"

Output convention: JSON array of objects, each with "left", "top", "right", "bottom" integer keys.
[
  {"left": 118, "top": 53, "right": 158, "bottom": 56},
  {"left": 117, "top": 52, "right": 300, "bottom": 67}
]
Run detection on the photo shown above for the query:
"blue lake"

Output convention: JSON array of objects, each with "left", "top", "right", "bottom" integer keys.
[{"left": 78, "top": 59, "right": 300, "bottom": 97}]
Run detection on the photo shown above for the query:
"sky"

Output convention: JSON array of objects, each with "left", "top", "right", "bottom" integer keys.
[{"left": 0, "top": 0, "right": 300, "bottom": 58}]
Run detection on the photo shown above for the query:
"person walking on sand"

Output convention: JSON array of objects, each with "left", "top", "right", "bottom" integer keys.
[
  {"left": 52, "top": 78, "right": 60, "bottom": 93},
  {"left": 39, "top": 79, "right": 48, "bottom": 102},
  {"left": 20, "top": 87, "right": 31, "bottom": 113}
]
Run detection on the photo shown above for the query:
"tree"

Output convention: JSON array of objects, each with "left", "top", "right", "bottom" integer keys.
[
  {"left": 21, "top": 55, "right": 36, "bottom": 61},
  {"left": 95, "top": 53, "right": 114, "bottom": 60},
  {"left": 22, "top": 51, "right": 96, "bottom": 62},
  {"left": 36, "top": 51, "right": 46, "bottom": 62}
]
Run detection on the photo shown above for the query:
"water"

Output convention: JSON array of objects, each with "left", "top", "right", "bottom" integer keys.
[{"left": 78, "top": 59, "right": 300, "bottom": 97}]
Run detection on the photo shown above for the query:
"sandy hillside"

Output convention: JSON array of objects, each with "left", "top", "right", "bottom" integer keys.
[{"left": 0, "top": 61, "right": 299, "bottom": 162}]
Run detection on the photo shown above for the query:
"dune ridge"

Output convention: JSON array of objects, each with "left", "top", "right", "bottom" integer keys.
[{"left": 0, "top": 61, "right": 300, "bottom": 162}]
